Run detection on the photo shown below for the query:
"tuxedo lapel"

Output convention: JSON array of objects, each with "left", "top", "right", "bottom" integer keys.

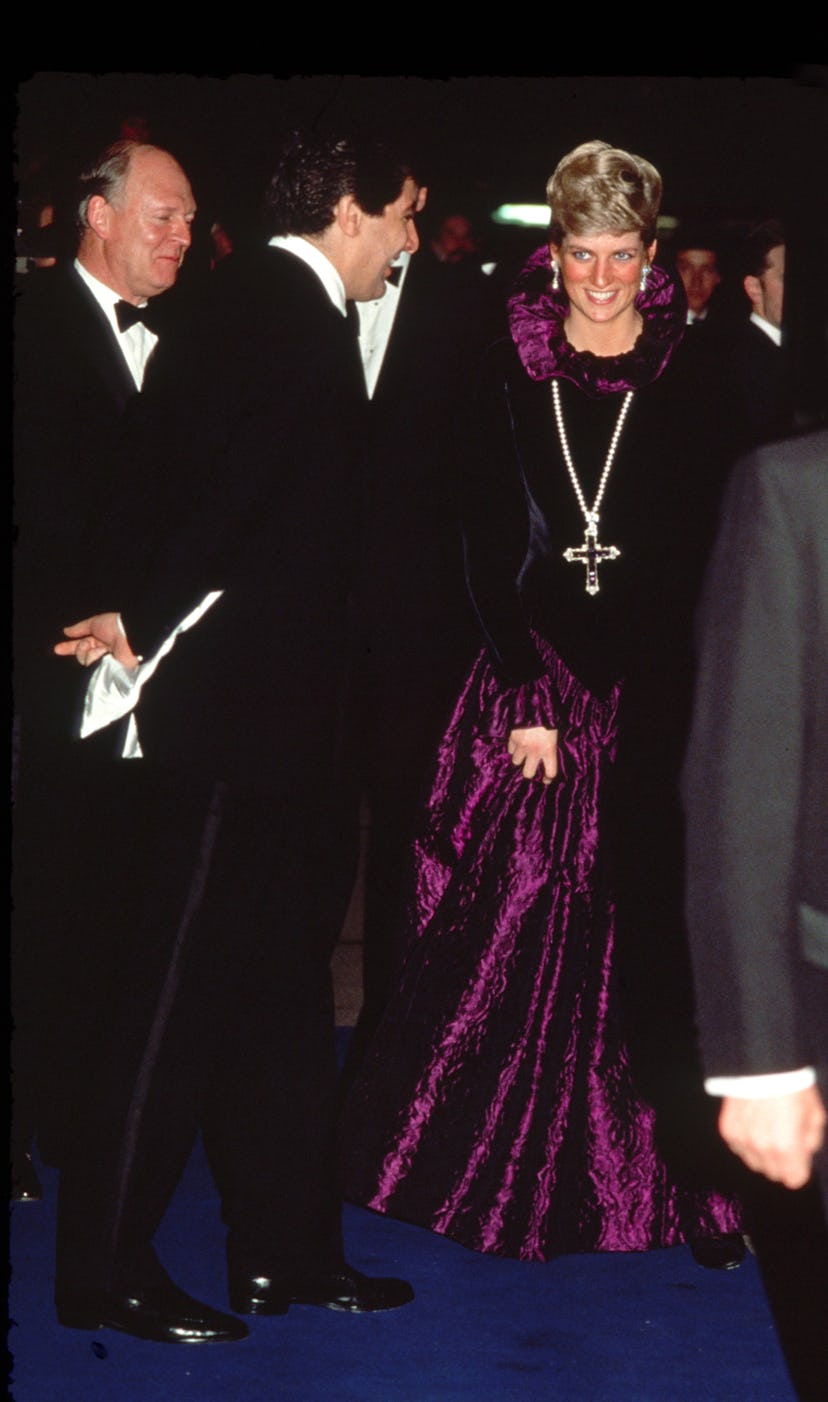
[{"left": 67, "top": 267, "right": 138, "bottom": 411}]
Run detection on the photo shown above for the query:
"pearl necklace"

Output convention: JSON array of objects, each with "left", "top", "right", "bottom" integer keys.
[{"left": 551, "top": 379, "right": 633, "bottom": 595}]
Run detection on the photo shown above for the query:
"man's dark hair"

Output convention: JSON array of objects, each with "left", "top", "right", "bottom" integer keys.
[
  {"left": 740, "top": 218, "right": 785, "bottom": 280},
  {"left": 674, "top": 226, "right": 721, "bottom": 262},
  {"left": 264, "top": 129, "right": 416, "bottom": 238}
]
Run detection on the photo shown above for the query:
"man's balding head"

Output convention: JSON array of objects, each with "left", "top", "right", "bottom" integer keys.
[{"left": 77, "top": 140, "right": 196, "bottom": 304}]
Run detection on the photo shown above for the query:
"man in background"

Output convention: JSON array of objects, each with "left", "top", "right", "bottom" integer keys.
[
  {"left": 725, "top": 219, "right": 793, "bottom": 449},
  {"left": 675, "top": 233, "right": 722, "bottom": 325}
]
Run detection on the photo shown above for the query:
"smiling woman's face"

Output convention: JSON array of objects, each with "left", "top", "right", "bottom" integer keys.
[{"left": 551, "top": 230, "right": 656, "bottom": 346}]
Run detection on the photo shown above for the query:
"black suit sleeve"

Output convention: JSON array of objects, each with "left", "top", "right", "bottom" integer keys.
[
  {"left": 109, "top": 252, "right": 366, "bottom": 659},
  {"left": 460, "top": 339, "right": 549, "bottom": 688},
  {"left": 682, "top": 435, "right": 828, "bottom": 1078}
]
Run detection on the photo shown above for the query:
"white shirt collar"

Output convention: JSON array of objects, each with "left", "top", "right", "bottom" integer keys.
[
  {"left": 750, "top": 310, "right": 782, "bottom": 347},
  {"left": 356, "top": 251, "right": 411, "bottom": 398},
  {"left": 268, "top": 235, "right": 347, "bottom": 316},
  {"left": 73, "top": 258, "right": 155, "bottom": 390},
  {"left": 74, "top": 257, "right": 146, "bottom": 315}
]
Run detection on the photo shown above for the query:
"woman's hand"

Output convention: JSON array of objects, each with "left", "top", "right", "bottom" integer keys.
[{"left": 507, "top": 727, "right": 559, "bottom": 784}]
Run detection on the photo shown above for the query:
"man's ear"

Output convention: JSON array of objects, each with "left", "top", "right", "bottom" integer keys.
[
  {"left": 86, "top": 194, "right": 113, "bottom": 240},
  {"left": 743, "top": 273, "right": 761, "bottom": 314},
  {"left": 333, "top": 193, "right": 362, "bottom": 239}
]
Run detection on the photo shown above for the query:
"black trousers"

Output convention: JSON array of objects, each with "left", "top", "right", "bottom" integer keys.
[
  {"left": 55, "top": 761, "right": 360, "bottom": 1296},
  {"left": 12, "top": 724, "right": 133, "bottom": 1171}
]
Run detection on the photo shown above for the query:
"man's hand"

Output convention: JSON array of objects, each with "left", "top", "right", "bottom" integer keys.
[
  {"left": 507, "top": 727, "right": 559, "bottom": 784},
  {"left": 54, "top": 612, "right": 139, "bottom": 670},
  {"left": 719, "top": 1086, "right": 827, "bottom": 1189}
]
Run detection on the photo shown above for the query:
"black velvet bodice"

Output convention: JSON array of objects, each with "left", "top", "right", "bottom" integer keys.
[{"left": 463, "top": 336, "right": 731, "bottom": 702}]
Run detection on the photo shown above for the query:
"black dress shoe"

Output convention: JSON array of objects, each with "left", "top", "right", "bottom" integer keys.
[
  {"left": 229, "top": 1263, "right": 414, "bottom": 1315},
  {"left": 57, "top": 1277, "right": 248, "bottom": 1344},
  {"left": 690, "top": 1233, "right": 747, "bottom": 1271},
  {"left": 11, "top": 1152, "right": 42, "bottom": 1203}
]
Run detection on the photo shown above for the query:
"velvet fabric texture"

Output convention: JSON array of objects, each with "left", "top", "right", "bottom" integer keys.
[{"left": 340, "top": 250, "right": 740, "bottom": 1259}]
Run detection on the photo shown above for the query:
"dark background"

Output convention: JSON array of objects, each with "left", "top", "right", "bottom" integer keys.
[
  {"left": 15, "top": 71, "right": 828, "bottom": 240},
  {"left": 14, "top": 71, "right": 828, "bottom": 412}
]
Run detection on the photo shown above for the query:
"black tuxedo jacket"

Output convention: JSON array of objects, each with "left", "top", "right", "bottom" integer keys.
[
  {"left": 113, "top": 246, "right": 368, "bottom": 796},
  {"left": 44, "top": 249, "right": 369, "bottom": 1286},
  {"left": 356, "top": 255, "right": 496, "bottom": 667},
  {"left": 14, "top": 264, "right": 141, "bottom": 748},
  {"left": 721, "top": 318, "right": 794, "bottom": 453},
  {"left": 683, "top": 430, "right": 828, "bottom": 1082}
]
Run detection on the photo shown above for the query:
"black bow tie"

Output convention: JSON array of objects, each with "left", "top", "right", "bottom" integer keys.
[
  {"left": 115, "top": 299, "right": 157, "bottom": 333},
  {"left": 386, "top": 265, "right": 403, "bottom": 287}
]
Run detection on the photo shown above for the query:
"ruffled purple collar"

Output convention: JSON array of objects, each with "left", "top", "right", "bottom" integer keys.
[{"left": 507, "top": 243, "right": 686, "bottom": 397}]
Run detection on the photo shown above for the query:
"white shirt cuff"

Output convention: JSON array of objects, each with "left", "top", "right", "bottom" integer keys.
[
  {"left": 705, "top": 1068, "right": 817, "bottom": 1099},
  {"left": 79, "top": 592, "right": 224, "bottom": 738}
]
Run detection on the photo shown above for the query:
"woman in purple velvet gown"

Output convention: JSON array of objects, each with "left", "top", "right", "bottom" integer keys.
[{"left": 340, "top": 142, "right": 742, "bottom": 1261}]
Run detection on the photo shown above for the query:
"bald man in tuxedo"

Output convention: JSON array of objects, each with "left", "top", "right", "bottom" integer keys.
[{"left": 12, "top": 139, "right": 195, "bottom": 1197}]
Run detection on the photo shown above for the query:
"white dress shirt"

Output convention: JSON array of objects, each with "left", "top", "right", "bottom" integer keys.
[
  {"left": 74, "top": 258, "right": 158, "bottom": 389},
  {"left": 356, "top": 251, "right": 411, "bottom": 398}
]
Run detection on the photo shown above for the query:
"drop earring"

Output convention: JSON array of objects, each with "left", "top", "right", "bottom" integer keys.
[
  {"left": 639, "top": 264, "right": 651, "bottom": 294},
  {"left": 551, "top": 261, "right": 560, "bottom": 292}
]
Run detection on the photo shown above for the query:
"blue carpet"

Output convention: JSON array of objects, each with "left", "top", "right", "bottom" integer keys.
[{"left": 9, "top": 1084, "right": 797, "bottom": 1400}]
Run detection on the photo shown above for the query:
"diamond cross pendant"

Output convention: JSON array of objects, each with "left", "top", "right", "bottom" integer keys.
[{"left": 563, "top": 518, "right": 620, "bottom": 596}]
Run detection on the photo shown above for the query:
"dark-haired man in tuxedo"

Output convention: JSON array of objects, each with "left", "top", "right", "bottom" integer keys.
[
  {"left": 12, "top": 139, "right": 195, "bottom": 1202},
  {"left": 725, "top": 220, "right": 793, "bottom": 451},
  {"left": 51, "top": 130, "right": 418, "bottom": 1344}
]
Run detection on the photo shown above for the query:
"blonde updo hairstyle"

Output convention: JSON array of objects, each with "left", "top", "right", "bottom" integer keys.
[{"left": 547, "top": 140, "right": 662, "bottom": 247}]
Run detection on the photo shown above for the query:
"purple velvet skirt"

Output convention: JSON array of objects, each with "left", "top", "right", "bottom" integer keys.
[{"left": 340, "top": 643, "right": 741, "bottom": 1260}]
